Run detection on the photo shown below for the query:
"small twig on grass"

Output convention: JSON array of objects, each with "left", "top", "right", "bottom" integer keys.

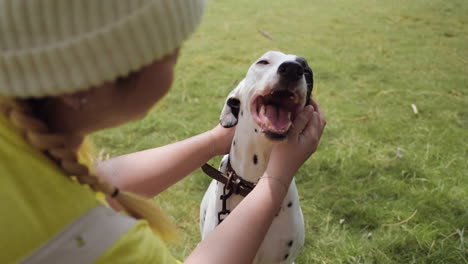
[
  {"left": 258, "top": 29, "right": 275, "bottom": 40},
  {"left": 442, "top": 231, "right": 459, "bottom": 242},
  {"left": 374, "top": 89, "right": 395, "bottom": 97},
  {"left": 427, "top": 240, "right": 436, "bottom": 256},
  {"left": 343, "top": 114, "right": 375, "bottom": 122},
  {"left": 382, "top": 210, "right": 417, "bottom": 227},
  {"left": 411, "top": 104, "right": 418, "bottom": 115},
  {"left": 225, "top": 79, "right": 238, "bottom": 91}
]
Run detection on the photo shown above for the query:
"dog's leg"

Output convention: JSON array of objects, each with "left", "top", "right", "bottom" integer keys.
[{"left": 200, "top": 180, "right": 216, "bottom": 235}]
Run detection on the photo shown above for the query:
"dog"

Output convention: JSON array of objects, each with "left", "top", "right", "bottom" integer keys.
[{"left": 200, "top": 51, "right": 313, "bottom": 264}]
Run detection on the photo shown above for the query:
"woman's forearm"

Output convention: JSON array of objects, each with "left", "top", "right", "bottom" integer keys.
[
  {"left": 185, "top": 172, "right": 290, "bottom": 264},
  {"left": 96, "top": 131, "right": 216, "bottom": 197}
]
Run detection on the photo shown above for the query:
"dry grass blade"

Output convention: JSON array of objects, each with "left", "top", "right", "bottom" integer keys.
[
  {"left": 411, "top": 104, "right": 419, "bottom": 114},
  {"left": 441, "top": 231, "right": 460, "bottom": 242},
  {"left": 382, "top": 210, "right": 418, "bottom": 227},
  {"left": 258, "top": 29, "right": 274, "bottom": 40}
]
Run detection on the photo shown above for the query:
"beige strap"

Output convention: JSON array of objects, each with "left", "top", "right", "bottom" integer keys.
[{"left": 20, "top": 205, "right": 137, "bottom": 264}]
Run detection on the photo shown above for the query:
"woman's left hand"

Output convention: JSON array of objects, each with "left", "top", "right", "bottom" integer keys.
[{"left": 209, "top": 124, "right": 236, "bottom": 156}]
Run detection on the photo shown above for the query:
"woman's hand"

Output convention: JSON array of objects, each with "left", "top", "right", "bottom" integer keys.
[
  {"left": 266, "top": 99, "right": 326, "bottom": 181},
  {"left": 97, "top": 123, "right": 235, "bottom": 198},
  {"left": 209, "top": 124, "right": 236, "bottom": 157}
]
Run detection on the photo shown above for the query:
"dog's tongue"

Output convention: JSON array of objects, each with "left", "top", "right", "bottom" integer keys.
[{"left": 264, "top": 105, "right": 291, "bottom": 130}]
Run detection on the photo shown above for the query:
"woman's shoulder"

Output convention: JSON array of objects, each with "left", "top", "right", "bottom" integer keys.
[
  {"left": 95, "top": 220, "right": 180, "bottom": 264},
  {"left": 0, "top": 117, "right": 100, "bottom": 263}
]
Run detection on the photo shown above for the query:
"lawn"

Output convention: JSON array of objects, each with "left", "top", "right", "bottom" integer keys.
[{"left": 93, "top": 0, "right": 468, "bottom": 263}]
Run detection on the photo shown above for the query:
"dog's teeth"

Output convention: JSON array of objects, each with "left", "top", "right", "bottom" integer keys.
[
  {"left": 260, "top": 105, "right": 265, "bottom": 116},
  {"left": 287, "top": 112, "right": 291, "bottom": 119}
]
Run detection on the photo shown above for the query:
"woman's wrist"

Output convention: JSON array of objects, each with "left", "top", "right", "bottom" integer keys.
[
  {"left": 208, "top": 124, "right": 235, "bottom": 157},
  {"left": 258, "top": 176, "right": 289, "bottom": 195},
  {"left": 256, "top": 173, "right": 290, "bottom": 205},
  {"left": 207, "top": 129, "right": 218, "bottom": 158},
  {"left": 266, "top": 156, "right": 299, "bottom": 182},
  {"left": 207, "top": 128, "right": 225, "bottom": 157}
]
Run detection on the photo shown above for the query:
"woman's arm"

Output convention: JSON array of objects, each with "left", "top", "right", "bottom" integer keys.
[
  {"left": 186, "top": 100, "right": 326, "bottom": 263},
  {"left": 186, "top": 171, "right": 288, "bottom": 263},
  {"left": 96, "top": 125, "right": 235, "bottom": 197}
]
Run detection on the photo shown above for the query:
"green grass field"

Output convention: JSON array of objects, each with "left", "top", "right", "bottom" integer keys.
[{"left": 93, "top": 0, "right": 468, "bottom": 263}]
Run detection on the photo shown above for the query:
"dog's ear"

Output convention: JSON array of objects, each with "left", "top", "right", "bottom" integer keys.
[
  {"left": 296, "top": 57, "right": 314, "bottom": 105},
  {"left": 304, "top": 65, "right": 313, "bottom": 105},
  {"left": 220, "top": 81, "right": 242, "bottom": 128}
]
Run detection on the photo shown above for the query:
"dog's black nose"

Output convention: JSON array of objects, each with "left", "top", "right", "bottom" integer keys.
[{"left": 277, "top": 61, "right": 304, "bottom": 81}]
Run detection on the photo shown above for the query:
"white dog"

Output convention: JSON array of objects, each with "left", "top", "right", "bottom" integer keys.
[{"left": 200, "top": 51, "right": 313, "bottom": 264}]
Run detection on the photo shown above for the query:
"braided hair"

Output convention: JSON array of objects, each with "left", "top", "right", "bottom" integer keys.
[{"left": 0, "top": 98, "right": 177, "bottom": 241}]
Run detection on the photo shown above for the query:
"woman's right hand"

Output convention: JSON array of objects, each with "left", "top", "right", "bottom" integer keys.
[
  {"left": 266, "top": 99, "right": 326, "bottom": 183},
  {"left": 209, "top": 124, "right": 236, "bottom": 157}
]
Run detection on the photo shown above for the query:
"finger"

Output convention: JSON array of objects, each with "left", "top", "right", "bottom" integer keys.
[
  {"left": 316, "top": 104, "right": 326, "bottom": 126},
  {"left": 309, "top": 98, "right": 319, "bottom": 111},
  {"left": 310, "top": 99, "right": 326, "bottom": 126},
  {"left": 290, "top": 106, "right": 313, "bottom": 137},
  {"left": 302, "top": 111, "right": 321, "bottom": 137}
]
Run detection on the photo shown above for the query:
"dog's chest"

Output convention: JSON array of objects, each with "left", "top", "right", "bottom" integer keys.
[
  {"left": 255, "top": 181, "right": 304, "bottom": 264},
  {"left": 202, "top": 118, "right": 305, "bottom": 263},
  {"left": 216, "top": 156, "right": 305, "bottom": 264}
]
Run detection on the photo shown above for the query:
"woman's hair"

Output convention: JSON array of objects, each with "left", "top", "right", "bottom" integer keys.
[{"left": 0, "top": 97, "right": 178, "bottom": 241}]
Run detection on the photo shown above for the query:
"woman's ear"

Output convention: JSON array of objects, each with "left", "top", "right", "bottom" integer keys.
[
  {"left": 59, "top": 93, "right": 83, "bottom": 110},
  {"left": 57, "top": 87, "right": 94, "bottom": 111},
  {"left": 220, "top": 81, "right": 243, "bottom": 128}
]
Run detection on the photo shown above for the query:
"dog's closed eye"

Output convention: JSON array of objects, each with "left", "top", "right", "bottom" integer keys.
[{"left": 256, "top": 60, "right": 269, "bottom": 65}]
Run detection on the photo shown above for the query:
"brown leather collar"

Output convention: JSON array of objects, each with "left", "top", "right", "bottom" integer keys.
[{"left": 201, "top": 159, "right": 256, "bottom": 197}]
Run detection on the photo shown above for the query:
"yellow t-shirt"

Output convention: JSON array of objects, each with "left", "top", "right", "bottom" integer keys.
[{"left": 0, "top": 115, "right": 180, "bottom": 264}]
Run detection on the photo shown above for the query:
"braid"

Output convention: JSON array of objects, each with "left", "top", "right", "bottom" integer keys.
[{"left": 0, "top": 98, "right": 178, "bottom": 242}]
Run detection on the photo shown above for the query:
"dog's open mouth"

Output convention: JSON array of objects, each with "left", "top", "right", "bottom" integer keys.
[{"left": 251, "top": 90, "right": 302, "bottom": 139}]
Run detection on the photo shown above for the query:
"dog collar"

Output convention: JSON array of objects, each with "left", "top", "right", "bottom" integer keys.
[
  {"left": 201, "top": 161, "right": 256, "bottom": 197},
  {"left": 202, "top": 159, "right": 257, "bottom": 224}
]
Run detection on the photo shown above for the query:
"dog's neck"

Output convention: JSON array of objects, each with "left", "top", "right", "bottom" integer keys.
[{"left": 228, "top": 112, "right": 277, "bottom": 183}]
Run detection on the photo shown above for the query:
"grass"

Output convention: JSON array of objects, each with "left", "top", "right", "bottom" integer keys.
[{"left": 93, "top": 0, "right": 468, "bottom": 263}]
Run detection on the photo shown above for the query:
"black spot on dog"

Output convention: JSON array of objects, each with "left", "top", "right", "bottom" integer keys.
[
  {"left": 284, "top": 254, "right": 289, "bottom": 260},
  {"left": 287, "top": 201, "right": 293, "bottom": 207},
  {"left": 253, "top": 155, "right": 258, "bottom": 165},
  {"left": 233, "top": 140, "right": 236, "bottom": 147},
  {"left": 288, "top": 240, "right": 293, "bottom": 247},
  {"left": 241, "top": 110, "right": 244, "bottom": 116},
  {"left": 264, "top": 131, "right": 287, "bottom": 141},
  {"left": 254, "top": 128, "right": 258, "bottom": 133}
]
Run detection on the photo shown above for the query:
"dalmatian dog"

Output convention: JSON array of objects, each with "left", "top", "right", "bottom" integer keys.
[{"left": 200, "top": 51, "right": 313, "bottom": 264}]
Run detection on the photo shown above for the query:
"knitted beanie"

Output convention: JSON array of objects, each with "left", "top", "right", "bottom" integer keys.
[{"left": 0, "top": 0, "right": 205, "bottom": 98}]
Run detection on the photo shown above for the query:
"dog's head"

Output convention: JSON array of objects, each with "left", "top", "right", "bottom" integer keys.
[{"left": 220, "top": 51, "right": 313, "bottom": 140}]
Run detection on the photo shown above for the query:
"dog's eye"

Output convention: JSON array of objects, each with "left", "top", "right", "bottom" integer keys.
[{"left": 256, "top": 60, "right": 269, "bottom": 65}]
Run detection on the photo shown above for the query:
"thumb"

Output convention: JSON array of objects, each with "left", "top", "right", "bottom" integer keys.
[{"left": 289, "top": 106, "right": 314, "bottom": 137}]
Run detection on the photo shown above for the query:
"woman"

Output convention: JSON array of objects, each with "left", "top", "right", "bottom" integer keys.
[{"left": 0, "top": 1, "right": 325, "bottom": 263}]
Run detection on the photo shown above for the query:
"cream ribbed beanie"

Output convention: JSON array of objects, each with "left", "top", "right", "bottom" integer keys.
[{"left": 0, "top": 0, "right": 205, "bottom": 98}]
